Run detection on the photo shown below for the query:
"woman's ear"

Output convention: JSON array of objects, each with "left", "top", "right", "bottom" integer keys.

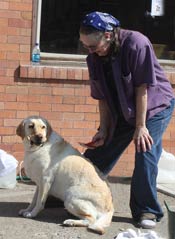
[{"left": 104, "top": 31, "right": 112, "bottom": 41}]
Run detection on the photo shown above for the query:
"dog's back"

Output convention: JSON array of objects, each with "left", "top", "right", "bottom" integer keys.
[{"left": 17, "top": 116, "right": 114, "bottom": 234}]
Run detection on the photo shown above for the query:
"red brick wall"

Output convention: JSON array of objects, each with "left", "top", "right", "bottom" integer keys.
[{"left": 0, "top": 0, "right": 175, "bottom": 176}]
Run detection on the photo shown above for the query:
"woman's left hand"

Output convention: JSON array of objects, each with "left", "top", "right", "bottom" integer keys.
[{"left": 133, "top": 126, "right": 154, "bottom": 152}]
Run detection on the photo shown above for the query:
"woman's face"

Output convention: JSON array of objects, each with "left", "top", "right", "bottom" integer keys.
[{"left": 80, "top": 33, "right": 111, "bottom": 56}]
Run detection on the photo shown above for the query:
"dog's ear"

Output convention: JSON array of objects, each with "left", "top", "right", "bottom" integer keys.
[
  {"left": 16, "top": 120, "right": 25, "bottom": 139},
  {"left": 45, "top": 119, "right": 53, "bottom": 138}
]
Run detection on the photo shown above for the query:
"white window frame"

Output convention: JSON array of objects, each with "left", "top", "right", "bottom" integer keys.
[{"left": 32, "top": 0, "right": 86, "bottom": 63}]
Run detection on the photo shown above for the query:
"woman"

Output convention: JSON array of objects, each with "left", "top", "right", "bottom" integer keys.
[{"left": 79, "top": 11, "right": 175, "bottom": 229}]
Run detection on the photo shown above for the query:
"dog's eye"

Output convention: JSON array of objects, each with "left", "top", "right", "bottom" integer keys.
[
  {"left": 41, "top": 125, "right": 46, "bottom": 129},
  {"left": 28, "top": 124, "right": 34, "bottom": 129}
]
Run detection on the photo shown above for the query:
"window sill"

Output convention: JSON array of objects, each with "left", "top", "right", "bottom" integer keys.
[
  {"left": 20, "top": 61, "right": 89, "bottom": 80},
  {"left": 20, "top": 60, "right": 175, "bottom": 85}
]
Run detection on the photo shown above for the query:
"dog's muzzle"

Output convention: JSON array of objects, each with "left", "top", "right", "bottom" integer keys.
[{"left": 28, "top": 134, "right": 45, "bottom": 146}]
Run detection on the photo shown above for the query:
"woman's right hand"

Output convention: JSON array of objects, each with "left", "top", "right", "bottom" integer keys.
[{"left": 91, "top": 129, "right": 107, "bottom": 147}]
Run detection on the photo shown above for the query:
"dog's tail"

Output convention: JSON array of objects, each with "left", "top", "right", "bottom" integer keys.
[{"left": 88, "top": 210, "right": 114, "bottom": 235}]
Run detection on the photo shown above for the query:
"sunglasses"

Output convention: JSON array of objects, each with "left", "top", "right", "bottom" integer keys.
[{"left": 82, "top": 43, "right": 100, "bottom": 51}]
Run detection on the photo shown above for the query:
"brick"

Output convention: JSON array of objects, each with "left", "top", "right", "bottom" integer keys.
[
  {"left": 59, "top": 68, "right": 67, "bottom": 79},
  {"left": 74, "top": 68, "right": 83, "bottom": 80},
  {"left": 0, "top": 35, "right": 7, "bottom": 43},
  {"left": 0, "top": 52, "right": 6, "bottom": 60},
  {"left": 0, "top": 10, "right": 21, "bottom": 19},
  {"left": 2, "top": 135, "right": 20, "bottom": 143},
  {"left": 8, "top": 27, "right": 20, "bottom": 36},
  {"left": 75, "top": 104, "right": 96, "bottom": 113},
  {"left": 51, "top": 67, "right": 57, "bottom": 79},
  {"left": 9, "top": 60, "right": 21, "bottom": 69},
  {"left": 20, "top": 28, "right": 31, "bottom": 37},
  {"left": 6, "top": 86, "right": 28, "bottom": 94},
  {"left": 28, "top": 103, "right": 51, "bottom": 111},
  {"left": 75, "top": 87, "right": 90, "bottom": 96},
  {"left": 4, "top": 119, "right": 20, "bottom": 127},
  {"left": 73, "top": 121, "right": 95, "bottom": 129},
  {"left": 0, "top": 93, "right": 16, "bottom": 102},
  {"left": 21, "top": 12, "right": 32, "bottom": 21},
  {"left": 85, "top": 113, "right": 99, "bottom": 121},
  {"left": 11, "top": 144, "right": 24, "bottom": 152},
  {"left": 7, "top": 68, "right": 17, "bottom": 77},
  {"left": 53, "top": 87, "right": 74, "bottom": 96},
  {"left": 86, "top": 97, "right": 98, "bottom": 105},
  {"left": 17, "top": 95, "right": 40, "bottom": 103},
  {"left": 7, "top": 52, "right": 20, "bottom": 60},
  {"left": 40, "top": 95, "right": 62, "bottom": 104},
  {"left": 0, "top": 18, "right": 8, "bottom": 26},
  {"left": 0, "top": 85, "right": 5, "bottom": 93},
  {"left": 0, "top": 68, "right": 6, "bottom": 76},
  {"left": 20, "top": 65, "right": 28, "bottom": 78},
  {"left": 0, "top": 26, "right": 8, "bottom": 35},
  {"left": 67, "top": 68, "right": 75, "bottom": 80},
  {"left": 17, "top": 111, "right": 39, "bottom": 119},
  {"left": 40, "top": 112, "right": 63, "bottom": 121},
  {"left": 8, "top": 35, "right": 30, "bottom": 44},
  {"left": 61, "top": 128, "right": 84, "bottom": 137},
  {"left": 0, "top": 2, "right": 9, "bottom": 10},
  {"left": 63, "top": 96, "right": 85, "bottom": 105},
  {"left": 0, "top": 111, "right": 16, "bottom": 118},
  {"left": 19, "top": 52, "right": 30, "bottom": 62},
  {"left": 63, "top": 112, "right": 84, "bottom": 121},
  {"left": 20, "top": 44, "right": 30, "bottom": 53},
  {"left": 50, "top": 120, "right": 73, "bottom": 129},
  {"left": 43, "top": 67, "right": 52, "bottom": 79},
  {"left": 0, "top": 144, "right": 12, "bottom": 153},
  {"left": 5, "top": 102, "right": 27, "bottom": 110},
  {"left": 9, "top": 2, "right": 32, "bottom": 11},
  {"left": 0, "top": 104, "right": 4, "bottom": 112},
  {"left": 0, "top": 76, "right": 14, "bottom": 85},
  {"left": 83, "top": 129, "right": 97, "bottom": 137},
  {"left": 82, "top": 68, "right": 89, "bottom": 80},
  {"left": 0, "top": 43, "right": 19, "bottom": 52},
  {"left": 35, "top": 66, "right": 44, "bottom": 78},
  {"left": 27, "top": 66, "right": 36, "bottom": 78},
  {"left": 52, "top": 104, "right": 74, "bottom": 112},
  {"left": 8, "top": 18, "right": 31, "bottom": 28},
  {"left": 28, "top": 86, "right": 51, "bottom": 95},
  {"left": 0, "top": 126, "right": 14, "bottom": 134}
]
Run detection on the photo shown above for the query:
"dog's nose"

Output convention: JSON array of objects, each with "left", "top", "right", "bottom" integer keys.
[{"left": 36, "top": 134, "right": 43, "bottom": 141}]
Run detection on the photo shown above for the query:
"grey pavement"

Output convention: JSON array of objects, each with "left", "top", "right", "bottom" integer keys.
[{"left": 0, "top": 177, "right": 174, "bottom": 239}]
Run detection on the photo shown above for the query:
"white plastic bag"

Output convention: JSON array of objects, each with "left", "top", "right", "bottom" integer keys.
[
  {"left": 0, "top": 149, "right": 18, "bottom": 177},
  {"left": 115, "top": 229, "right": 163, "bottom": 239},
  {"left": 0, "top": 149, "right": 18, "bottom": 188},
  {"left": 157, "top": 149, "right": 175, "bottom": 184}
]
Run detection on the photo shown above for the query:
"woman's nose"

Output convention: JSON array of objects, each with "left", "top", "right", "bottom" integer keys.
[{"left": 89, "top": 48, "right": 96, "bottom": 53}]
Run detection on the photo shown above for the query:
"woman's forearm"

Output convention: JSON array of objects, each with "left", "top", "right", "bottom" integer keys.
[
  {"left": 135, "top": 83, "right": 147, "bottom": 128},
  {"left": 99, "top": 99, "right": 110, "bottom": 135}
]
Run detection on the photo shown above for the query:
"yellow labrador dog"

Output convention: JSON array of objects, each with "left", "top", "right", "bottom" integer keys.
[{"left": 16, "top": 116, "right": 114, "bottom": 234}]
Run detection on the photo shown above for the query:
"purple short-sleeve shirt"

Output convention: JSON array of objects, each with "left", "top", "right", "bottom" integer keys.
[{"left": 87, "top": 29, "right": 174, "bottom": 126}]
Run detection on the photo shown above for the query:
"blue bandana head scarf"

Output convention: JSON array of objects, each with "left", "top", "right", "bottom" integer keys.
[{"left": 81, "top": 11, "right": 120, "bottom": 31}]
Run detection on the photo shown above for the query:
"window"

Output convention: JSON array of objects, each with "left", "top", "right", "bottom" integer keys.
[{"left": 35, "top": 0, "right": 175, "bottom": 60}]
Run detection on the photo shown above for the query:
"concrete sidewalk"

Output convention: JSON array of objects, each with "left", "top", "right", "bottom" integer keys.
[{"left": 0, "top": 177, "right": 174, "bottom": 239}]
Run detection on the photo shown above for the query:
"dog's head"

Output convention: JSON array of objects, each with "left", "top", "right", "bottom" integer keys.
[{"left": 16, "top": 116, "right": 52, "bottom": 146}]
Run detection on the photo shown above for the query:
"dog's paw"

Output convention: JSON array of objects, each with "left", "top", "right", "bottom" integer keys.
[
  {"left": 63, "top": 219, "right": 76, "bottom": 226},
  {"left": 18, "top": 209, "right": 27, "bottom": 216},
  {"left": 19, "top": 209, "right": 34, "bottom": 218}
]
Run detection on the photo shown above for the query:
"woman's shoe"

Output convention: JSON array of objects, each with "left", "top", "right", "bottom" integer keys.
[
  {"left": 138, "top": 213, "right": 157, "bottom": 229},
  {"left": 139, "top": 219, "right": 156, "bottom": 229}
]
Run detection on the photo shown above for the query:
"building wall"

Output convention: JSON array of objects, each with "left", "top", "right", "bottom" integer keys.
[{"left": 0, "top": 0, "right": 175, "bottom": 177}]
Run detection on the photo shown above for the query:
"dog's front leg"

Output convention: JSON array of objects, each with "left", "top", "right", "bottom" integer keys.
[
  {"left": 19, "top": 186, "right": 39, "bottom": 217},
  {"left": 22, "top": 178, "right": 52, "bottom": 218}
]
